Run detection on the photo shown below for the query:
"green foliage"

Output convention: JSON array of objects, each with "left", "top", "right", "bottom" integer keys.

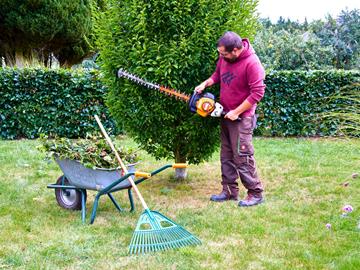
[
  {"left": 254, "top": 28, "right": 334, "bottom": 70},
  {"left": 0, "top": 68, "right": 117, "bottom": 139},
  {"left": 257, "top": 8, "right": 360, "bottom": 70},
  {"left": 1, "top": 68, "right": 357, "bottom": 140},
  {"left": 319, "top": 83, "right": 360, "bottom": 137},
  {"left": 0, "top": 0, "right": 94, "bottom": 67},
  {"left": 37, "top": 134, "right": 139, "bottom": 168},
  {"left": 256, "top": 70, "right": 360, "bottom": 136},
  {"left": 311, "top": 9, "right": 360, "bottom": 70},
  {"left": 96, "top": 0, "right": 259, "bottom": 164}
]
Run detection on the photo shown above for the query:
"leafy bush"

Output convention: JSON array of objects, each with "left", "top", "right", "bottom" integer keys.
[
  {"left": 96, "top": 0, "right": 259, "bottom": 165},
  {"left": 37, "top": 135, "right": 139, "bottom": 169},
  {"left": 0, "top": 68, "right": 117, "bottom": 139},
  {"left": 1, "top": 68, "right": 358, "bottom": 140},
  {"left": 257, "top": 70, "right": 360, "bottom": 136}
]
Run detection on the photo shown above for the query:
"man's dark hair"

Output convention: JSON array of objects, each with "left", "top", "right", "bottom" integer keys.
[{"left": 217, "top": 31, "right": 243, "bottom": 52}]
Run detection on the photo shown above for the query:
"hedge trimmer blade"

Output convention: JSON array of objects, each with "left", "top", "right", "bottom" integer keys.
[{"left": 117, "top": 69, "right": 190, "bottom": 102}]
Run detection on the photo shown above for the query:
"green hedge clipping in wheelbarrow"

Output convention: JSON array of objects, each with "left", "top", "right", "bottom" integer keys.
[
  {"left": 38, "top": 135, "right": 144, "bottom": 223},
  {"left": 38, "top": 134, "right": 139, "bottom": 169}
]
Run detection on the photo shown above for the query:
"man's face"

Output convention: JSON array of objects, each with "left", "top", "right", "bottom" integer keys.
[{"left": 217, "top": 46, "right": 239, "bottom": 63}]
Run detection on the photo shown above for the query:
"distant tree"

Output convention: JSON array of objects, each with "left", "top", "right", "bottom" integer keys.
[
  {"left": 272, "top": 17, "right": 305, "bottom": 32},
  {"left": 310, "top": 9, "right": 360, "bottom": 69},
  {"left": 256, "top": 9, "right": 360, "bottom": 70},
  {"left": 0, "top": 0, "right": 95, "bottom": 67},
  {"left": 253, "top": 27, "right": 333, "bottom": 70}
]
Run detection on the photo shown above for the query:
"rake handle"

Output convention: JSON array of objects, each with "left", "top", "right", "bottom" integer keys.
[{"left": 94, "top": 115, "right": 149, "bottom": 210}]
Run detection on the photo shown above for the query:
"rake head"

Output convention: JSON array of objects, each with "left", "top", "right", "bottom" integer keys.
[{"left": 129, "top": 209, "right": 201, "bottom": 255}]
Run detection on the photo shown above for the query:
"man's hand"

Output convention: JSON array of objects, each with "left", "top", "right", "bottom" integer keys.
[
  {"left": 194, "top": 78, "right": 214, "bottom": 94},
  {"left": 194, "top": 81, "right": 207, "bottom": 93},
  {"left": 224, "top": 110, "right": 240, "bottom": 121}
]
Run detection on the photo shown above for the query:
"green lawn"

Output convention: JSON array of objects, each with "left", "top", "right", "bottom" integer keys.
[{"left": 0, "top": 137, "right": 359, "bottom": 269}]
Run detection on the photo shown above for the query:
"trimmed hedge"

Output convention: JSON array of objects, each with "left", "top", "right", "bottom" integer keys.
[
  {"left": 256, "top": 70, "right": 360, "bottom": 136},
  {"left": 0, "top": 68, "right": 116, "bottom": 139},
  {"left": 0, "top": 68, "right": 358, "bottom": 139}
]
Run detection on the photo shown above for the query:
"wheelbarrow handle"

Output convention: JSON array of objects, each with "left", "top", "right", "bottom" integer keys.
[
  {"left": 172, "top": 163, "right": 187, "bottom": 169},
  {"left": 134, "top": 171, "right": 151, "bottom": 178},
  {"left": 94, "top": 115, "right": 150, "bottom": 210}
]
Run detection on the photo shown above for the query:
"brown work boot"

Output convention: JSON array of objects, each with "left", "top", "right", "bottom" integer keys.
[
  {"left": 238, "top": 194, "right": 264, "bottom": 207},
  {"left": 210, "top": 192, "right": 238, "bottom": 202}
]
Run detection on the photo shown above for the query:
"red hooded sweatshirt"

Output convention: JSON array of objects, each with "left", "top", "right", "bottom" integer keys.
[{"left": 210, "top": 39, "right": 266, "bottom": 117}]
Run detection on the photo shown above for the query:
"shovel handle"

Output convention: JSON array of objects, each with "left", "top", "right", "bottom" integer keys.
[{"left": 94, "top": 115, "right": 149, "bottom": 210}]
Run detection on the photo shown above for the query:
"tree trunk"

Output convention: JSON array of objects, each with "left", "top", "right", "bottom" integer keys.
[
  {"left": 10, "top": 48, "right": 43, "bottom": 67},
  {"left": 15, "top": 50, "right": 26, "bottom": 68},
  {"left": 174, "top": 148, "right": 187, "bottom": 181}
]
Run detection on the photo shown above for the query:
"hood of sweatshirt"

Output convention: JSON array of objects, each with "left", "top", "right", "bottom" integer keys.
[{"left": 235, "top": 38, "right": 255, "bottom": 62}]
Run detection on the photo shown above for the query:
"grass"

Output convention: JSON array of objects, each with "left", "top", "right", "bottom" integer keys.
[{"left": 0, "top": 137, "right": 359, "bottom": 269}]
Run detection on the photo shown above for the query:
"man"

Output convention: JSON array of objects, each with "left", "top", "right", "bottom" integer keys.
[{"left": 194, "top": 31, "right": 265, "bottom": 207}]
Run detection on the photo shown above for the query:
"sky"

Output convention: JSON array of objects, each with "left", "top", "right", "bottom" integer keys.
[{"left": 257, "top": 0, "right": 360, "bottom": 22}]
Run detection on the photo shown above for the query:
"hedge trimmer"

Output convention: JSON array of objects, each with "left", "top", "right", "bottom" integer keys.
[{"left": 117, "top": 69, "right": 227, "bottom": 118}]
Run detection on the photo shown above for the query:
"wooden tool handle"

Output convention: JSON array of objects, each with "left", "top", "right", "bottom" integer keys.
[{"left": 94, "top": 115, "right": 149, "bottom": 210}]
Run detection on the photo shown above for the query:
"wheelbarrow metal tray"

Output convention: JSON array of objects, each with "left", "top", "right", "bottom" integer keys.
[{"left": 55, "top": 158, "right": 135, "bottom": 191}]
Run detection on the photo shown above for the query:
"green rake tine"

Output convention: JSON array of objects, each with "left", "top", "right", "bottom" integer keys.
[
  {"left": 147, "top": 232, "right": 152, "bottom": 253},
  {"left": 163, "top": 230, "right": 172, "bottom": 251},
  {"left": 150, "top": 233, "right": 158, "bottom": 252},
  {"left": 173, "top": 228, "right": 189, "bottom": 247},
  {"left": 177, "top": 230, "right": 190, "bottom": 247},
  {"left": 138, "top": 233, "right": 143, "bottom": 255},
  {"left": 130, "top": 232, "right": 139, "bottom": 254},
  {"left": 159, "top": 231, "right": 167, "bottom": 251},
  {"left": 133, "top": 234, "right": 139, "bottom": 254},
  {"left": 154, "top": 233, "right": 161, "bottom": 252},
  {"left": 145, "top": 233, "right": 150, "bottom": 254},
  {"left": 157, "top": 232, "right": 164, "bottom": 251},
  {"left": 152, "top": 231, "right": 159, "bottom": 252},
  {"left": 147, "top": 232, "right": 154, "bottom": 253},
  {"left": 135, "top": 232, "right": 142, "bottom": 255},
  {"left": 144, "top": 232, "right": 148, "bottom": 254},
  {"left": 171, "top": 229, "right": 185, "bottom": 249},
  {"left": 141, "top": 232, "right": 146, "bottom": 254},
  {"left": 157, "top": 230, "right": 167, "bottom": 251},
  {"left": 160, "top": 230, "right": 170, "bottom": 250},
  {"left": 142, "top": 233, "right": 147, "bottom": 254},
  {"left": 177, "top": 228, "right": 200, "bottom": 246},
  {"left": 147, "top": 233, "right": 152, "bottom": 253},
  {"left": 168, "top": 230, "right": 180, "bottom": 249}
]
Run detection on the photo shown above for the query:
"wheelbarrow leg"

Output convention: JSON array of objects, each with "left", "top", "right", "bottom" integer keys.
[
  {"left": 90, "top": 194, "right": 101, "bottom": 224},
  {"left": 80, "top": 189, "right": 86, "bottom": 223},
  {"left": 128, "top": 188, "right": 135, "bottom": 212},
  {"left": 108, "top": 193, "right": 123, "bottom": 212}
]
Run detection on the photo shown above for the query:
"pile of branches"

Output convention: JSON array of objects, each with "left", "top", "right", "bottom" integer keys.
[{"left": 37, "top": 134, "right": 140, "bottom": 169}]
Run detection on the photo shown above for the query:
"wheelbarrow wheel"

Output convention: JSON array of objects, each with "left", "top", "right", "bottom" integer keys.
[{"left": 55, "top": 176, "right": 86, "bottom": 210}]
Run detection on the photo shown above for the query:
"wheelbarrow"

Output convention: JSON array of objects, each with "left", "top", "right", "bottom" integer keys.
[{"left": 47, "top": 158, "right": 184, "bottom": 224}]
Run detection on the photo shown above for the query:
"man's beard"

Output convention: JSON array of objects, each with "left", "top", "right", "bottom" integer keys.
[{"left": 223, "top": 56, "right": 237, "bottom": 63}]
